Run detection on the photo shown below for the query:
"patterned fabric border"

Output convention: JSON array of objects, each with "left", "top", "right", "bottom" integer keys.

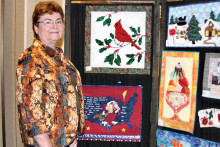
[
  {"left": 202, "top": 53, "right": 220, "bottom": 99},
  {"left": 158, "top": 51, "right": 199, "bottom": 133}
]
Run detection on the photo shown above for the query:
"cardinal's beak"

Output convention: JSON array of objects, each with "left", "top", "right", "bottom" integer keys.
[{"left": 114, "top": 24, "right": 116, "bottom": 27}]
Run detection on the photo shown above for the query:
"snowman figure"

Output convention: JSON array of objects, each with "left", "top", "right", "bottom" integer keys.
[{"left": 174, "top": 16, "right": 188, "bottom": 45}]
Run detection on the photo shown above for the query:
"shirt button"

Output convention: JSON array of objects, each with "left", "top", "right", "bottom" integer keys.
[{"left": 47, "top": 114, "right": 51, "bottom": 118}]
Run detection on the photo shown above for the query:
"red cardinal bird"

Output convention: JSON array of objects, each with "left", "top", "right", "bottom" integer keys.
[{"left": 114, "top": 19, "right": 141, "bottom": 50}]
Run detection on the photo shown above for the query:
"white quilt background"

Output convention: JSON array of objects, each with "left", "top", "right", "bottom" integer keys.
[{"left": 90, "top": 11, "right": 146, "bottom": 69}]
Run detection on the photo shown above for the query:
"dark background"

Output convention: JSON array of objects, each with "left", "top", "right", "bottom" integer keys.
[
  {"left": 163, "top": 0, "right": 220, "bottom": 143},
  {"left": 70, "top": 3, "right": 153, "bottom": 147},
  {"left": 67, "top": 0, "right": 220, "bottom": 147}
]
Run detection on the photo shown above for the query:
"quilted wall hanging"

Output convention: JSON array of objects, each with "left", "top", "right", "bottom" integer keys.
[
  {"left": 156, "top": 129, "right": 220, "bottom": 147},
  {"left": 84, "top": 5, "right": 152, "bottom": 74},
  {"left": 166, "top": 1, "right": 220, "bottom": 47},
  {"left": 77, "top": 85, "right": 142, "bottom": 142},
  {"left": 214, "top": 108, "right": 220, "bottom": 128},
  {"left": 198, "top": 108, "right": 220, "bottom": 128},
  {"left": 158, "top": 51, "right": 199, "bottom": 133},
  {"left": 202, "top": 53, "right": 220, "bottom": 99}
]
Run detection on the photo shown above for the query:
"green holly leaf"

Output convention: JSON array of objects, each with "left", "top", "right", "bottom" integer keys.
[
  {"left": 131, "top": 40, "right": 137, "bottom": 47},
  {"left": 209, "top": 111, "right": 213, "bottom": 119},
  {"left": 114, "top": 54, "right": 121, "bottom": 66},
  {"left": 110, "top": 33, "right": 115, "bottom": 39},
  {"left": 104, "top": 39, "right": 112, "bottom": 45},
  {"left": 95, "top": 39, "right": 104, "bottom": 46},
  {"left": 96, "top": 16, "right": 105, "bottom": 22},
  {"left": 138, "top": 54, "right": 142, "bottom": 62},
  {"left": 104, "top": 53, "right": 114, "bottom": 65},
  {"left": 99, "top": 47, "right": 107, "bottom": 53},
  {"left": 138, "top": 38, "right": 142, "bottom": 45},
  {"left": 130, "top": 26, "right": 137, "bottom": 33},
  {"left": 132, "top": 34, "right": 137, "bottom": 38},
  {"left": 126, "top": 58, "right": 135, "bottom": 65},
  {"left": 138, "top": 27, "right": 140, "bottom": 33},
  {"left": 103, "top": 18, "right": 111, "bottom": 26},
  {"left": 126, "top": 54, "right": 135, "bottom": 58}
]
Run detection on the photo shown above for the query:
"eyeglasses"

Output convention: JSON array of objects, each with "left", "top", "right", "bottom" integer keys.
[{"left": 37, "top": 20, "right": 63, "bottom": 25}]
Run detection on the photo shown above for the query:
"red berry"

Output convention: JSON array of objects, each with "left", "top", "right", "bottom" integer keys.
[
  {"left": 136, "top": 52, "right": 140, "bottom": 56},
  {"left": 114, "top": 49, "right": 119, "bottom": 53},
  {"left": 107, "top": 45, "right": 111, "bottom": 49}
]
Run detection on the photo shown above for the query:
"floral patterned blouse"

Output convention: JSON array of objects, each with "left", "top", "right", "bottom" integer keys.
[{"left": 16, "top": 39, "right": 85, "bottom": 146}]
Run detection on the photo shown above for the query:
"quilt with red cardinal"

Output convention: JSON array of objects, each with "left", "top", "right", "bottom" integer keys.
[
  {"left": 77, "top": 85, "right": 142, "bottom": 142},
  {"left": 84, "top": 5, "right": 152, "bottom": 74}
]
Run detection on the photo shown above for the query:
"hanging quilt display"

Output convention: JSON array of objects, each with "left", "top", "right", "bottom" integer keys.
[
  {"left": 158, "top": 51, "right": 199, "bottom": 133},
  {"left": 198, "top": 108, "right": 220, "bottom": 128},
  {"left": 156, "top": 129, "right": 220, "bottom": 147},
  {"left": 214, "top": 109, "right": 220, "bottom": 128},
  {"left": 202, "top": 53, "right": 220, "bottom": 99},
  {"left": 84, "top": 5, "right": 152, "bottom": 74},
  {"left": 166, "top": 1, "right": 220, "bottom": 47},
  {"left": 77, "top": 85, "right": 143, "bottom": 142}
]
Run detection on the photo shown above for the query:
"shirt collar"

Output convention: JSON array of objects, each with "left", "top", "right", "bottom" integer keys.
[{"left": 32, "top": 39, "right": 63, "bottom": 58}]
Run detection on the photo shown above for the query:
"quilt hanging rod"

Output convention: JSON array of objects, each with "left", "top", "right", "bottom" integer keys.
[{"left": 71, "top": 1, "right": 155, "bottom": 4}]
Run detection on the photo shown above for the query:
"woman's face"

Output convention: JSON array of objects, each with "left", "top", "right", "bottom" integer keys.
[{"left": 34, "top": 12, "right": 64, "bottom": 47}]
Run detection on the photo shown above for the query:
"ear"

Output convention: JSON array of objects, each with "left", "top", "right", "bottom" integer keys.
[{"left": 34, "top": 25, "right": 39, "bottom": 35}]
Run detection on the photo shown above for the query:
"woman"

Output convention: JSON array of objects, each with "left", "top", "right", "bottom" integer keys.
[{"left": 16, "top": 1, "right": 85, "bottom": 147}]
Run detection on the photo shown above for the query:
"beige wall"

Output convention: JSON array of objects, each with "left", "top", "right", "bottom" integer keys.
[
  {"left": 1, "top": 0, "right": 65, "bottom": 146},
  {"left": 3, "top": 0, "right": 19, "bottom": 146},
  {"left": 0, "top": 0, "right": 3, "bottom": 146}
]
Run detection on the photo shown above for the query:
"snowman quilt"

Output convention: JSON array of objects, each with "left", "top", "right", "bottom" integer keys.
[{"left": 166, "top": 1, "right": 220, "bottom": 48}]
